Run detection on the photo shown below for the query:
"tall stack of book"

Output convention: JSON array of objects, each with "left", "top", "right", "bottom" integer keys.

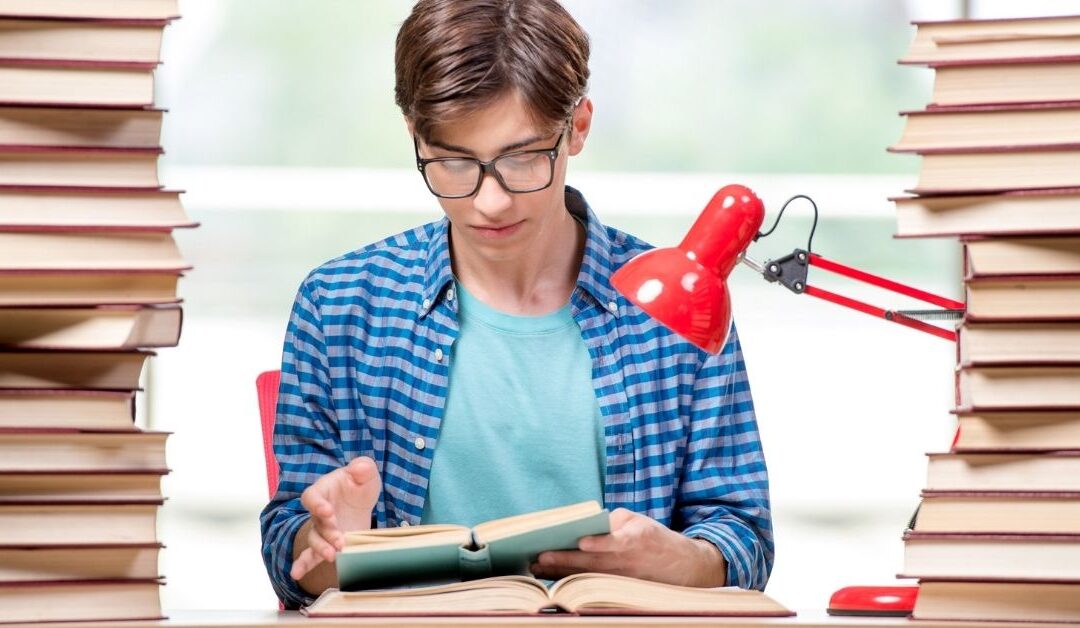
[
  {"left": 0, "top": 0, "right": 188, "bottom": 623},
  {"left": 890, "top": 14, "right": 1080, "bottom": 624}
]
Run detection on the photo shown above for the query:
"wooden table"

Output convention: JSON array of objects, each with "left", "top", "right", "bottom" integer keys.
[{"left": 27, "top": 611, "right": 1079, "bottom": 628}]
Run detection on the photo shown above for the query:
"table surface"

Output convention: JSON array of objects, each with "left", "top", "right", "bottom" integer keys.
[{"left": 25, "top": 610, "right": 1080, "bottom": 628}]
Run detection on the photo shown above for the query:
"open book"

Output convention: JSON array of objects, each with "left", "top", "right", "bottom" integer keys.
[
  {"left": 305, "top": 573, "right": 794, "bottom": 617},
  {"left": 336, "top": 501, "right": 610, "bottom": 590}
]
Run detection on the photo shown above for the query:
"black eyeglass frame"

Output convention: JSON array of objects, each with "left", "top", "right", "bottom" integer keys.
[{"left": 413, "top": 128, "right": 568, "bottom": 199}]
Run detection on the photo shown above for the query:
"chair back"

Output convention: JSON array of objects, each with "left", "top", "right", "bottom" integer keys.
[{"left": 255, "top": 369, "right": 282, "bottom": 498}]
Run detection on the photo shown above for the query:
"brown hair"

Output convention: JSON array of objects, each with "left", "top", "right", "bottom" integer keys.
[{"left": 395, "top": 0, "right": 590, "bottom": 142}]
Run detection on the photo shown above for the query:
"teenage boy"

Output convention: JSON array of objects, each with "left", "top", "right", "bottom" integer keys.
[{"left": 261, "top": 0, "right": 773, "bottom": 608}]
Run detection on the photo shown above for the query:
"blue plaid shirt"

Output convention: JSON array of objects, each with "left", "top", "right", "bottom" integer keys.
[{"left": 260, "top": 187, "right": 773, "bottom": 608}]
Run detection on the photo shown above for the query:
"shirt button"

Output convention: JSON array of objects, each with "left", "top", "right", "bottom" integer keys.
[
  {"left": 434, "top": 348, "right": 444, "bottom": 362},
  {"left": 446, "top": 287, "right": 456, "bottom": 301},
  {"left": 414, "top": 436, "right": 426, "bottom": 451},
  {"left": 607, "top": 301, "right": 618, "bottom": 313},
  {"left": 422, "top": 298, "right": 431, "bottom": 309}
]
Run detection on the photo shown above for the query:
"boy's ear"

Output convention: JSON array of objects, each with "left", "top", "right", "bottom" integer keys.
[
  {"left": 404, "top": 116, "right": 415, "bottom": 137},
  {"left": 568, "top": 97, "right": 594, "bottom": 157}
]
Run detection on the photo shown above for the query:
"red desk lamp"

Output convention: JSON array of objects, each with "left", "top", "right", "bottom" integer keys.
[
  {"left": 611, "top": 184, "right": 965, "bottom": 616},
  {"left": 611, "top": 184, "right": 965, "bottom": 352}
]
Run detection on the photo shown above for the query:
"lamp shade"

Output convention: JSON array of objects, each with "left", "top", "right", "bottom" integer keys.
[{"left": 611, "top": 184, "right": 765, "bottom": 353}]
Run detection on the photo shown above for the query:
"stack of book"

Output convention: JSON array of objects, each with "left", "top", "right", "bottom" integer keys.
[
  {"left": 891, "top": 14, "right": 1080, "bottom": 623},
  {"left": 0, "top": 0, "right": 187, "bottom": 623}
]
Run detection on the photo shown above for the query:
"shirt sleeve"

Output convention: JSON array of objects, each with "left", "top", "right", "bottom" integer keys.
[
  {"left": 259, "top": 277, "right": 347, "bottom": 609},
  {"left": 677, "top": 322, "right": 774, "bottom": 590}
]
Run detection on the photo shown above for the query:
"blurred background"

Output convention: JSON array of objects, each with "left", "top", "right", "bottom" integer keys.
[{"left": 145, "top": 0, "right": 1072, "bottom": 611}]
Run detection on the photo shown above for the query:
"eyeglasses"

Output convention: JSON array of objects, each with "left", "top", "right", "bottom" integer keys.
[{"left": 414, "top": 129, "right": 567, "bottom": 199}]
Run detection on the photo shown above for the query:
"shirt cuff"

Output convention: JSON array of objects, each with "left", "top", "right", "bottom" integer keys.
[
  {"left": 269, "top": 512, "right": 315, "bottom": 609},
  {"left": 683, "top": 521, "right": 757, "bottom": 590}
]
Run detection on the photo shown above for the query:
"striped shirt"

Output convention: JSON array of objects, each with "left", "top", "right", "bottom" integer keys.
[{"left": 260, "top": 186, "right": 774, "bottom": 608}]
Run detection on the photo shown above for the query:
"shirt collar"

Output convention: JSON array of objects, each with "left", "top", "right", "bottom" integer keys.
[{"left": 419, "top": 185, "right": 617, "bottom": 318}]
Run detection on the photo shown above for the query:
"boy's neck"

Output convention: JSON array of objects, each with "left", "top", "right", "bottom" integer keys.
[{"left": 450, "top": 203, "right": 585, "bottom": 317}]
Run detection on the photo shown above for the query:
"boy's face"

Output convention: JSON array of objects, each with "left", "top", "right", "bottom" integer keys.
[{"left": 413, "top": 91, "right": 592, "bottom": 265}]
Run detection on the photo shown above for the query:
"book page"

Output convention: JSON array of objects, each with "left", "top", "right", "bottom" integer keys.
[
  {"left": 342, "top": 525, "right": 469, "bottom": 551},
  {"left": 550, "top": 573, "right": 794, "bottom": 616},
  {"left": 473, "top": 500, "right": 602, "bottom": 543},
  {"left": 305, "top": 576, "right": 552, "bottom": 615}
]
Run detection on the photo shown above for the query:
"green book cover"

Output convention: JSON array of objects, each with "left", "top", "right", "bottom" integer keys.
[
  {"left": 335, "top": 501, "right": 610, "bottom": 591},
  {"left": 482, "top": 510, "right": 610, "bottom": 575}
]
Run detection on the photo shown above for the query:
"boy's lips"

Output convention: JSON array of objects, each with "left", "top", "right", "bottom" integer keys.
[{"left": 471, "top": 220, "right": 525, "bottom": 238}]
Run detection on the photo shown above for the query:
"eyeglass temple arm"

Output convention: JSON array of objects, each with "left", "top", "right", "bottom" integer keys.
[{"left": 739, "top": 249, "right": 966, "bottom": 342}]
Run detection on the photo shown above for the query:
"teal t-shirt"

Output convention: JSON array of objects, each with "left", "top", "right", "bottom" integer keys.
[{"left": 420, "top": 281, "right": 605, "bottom": 527}]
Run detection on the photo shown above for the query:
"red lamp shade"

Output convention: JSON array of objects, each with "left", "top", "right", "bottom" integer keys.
[{"left": 611, "top": 184, "right": 765, "bottom": 353}]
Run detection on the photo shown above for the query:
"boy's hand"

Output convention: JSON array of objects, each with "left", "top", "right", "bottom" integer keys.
[
  {"left": 530, "top": 508, "right": 728, "bottom": 587},
  {"left": 290, "top": 457, "right": 382, "bottom": 582}
]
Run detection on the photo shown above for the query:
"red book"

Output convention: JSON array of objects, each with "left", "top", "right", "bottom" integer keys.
[
  {"left": 0, "top": 185, "right": 193, "bottom": 230},
  {"left": 0, "top": 268, "right": 184, "bottom": 306},
  {"left": 951, "top": 409, "right": 1080, "bottom": 452},
  {"left": 902, "top": 15, "right": 1080, "bottom": 66},
  {"left": 896, "top": 143, "right": 1080, "bottom": 195},
  {"left": 925, "top": 451, "right": 1080, "bottom": 492},
  {"left": 914, "top": 579, "right": 1080, "bottom": 623},
  {"left": 0, "top": 59, "right": 155, "bottom": 107},
  {"left": 965, "top": 274, "right": 1080, "bottom": 322},
  {"left": 956, "top": 363, "right": 1080, "bottom": 410},
  {"left": 0, "top": 229, "right": 190, "bottom": 272},
  {"left": 0, "top": 105, "right": 165, "bottom": 149},
  {"left": 0, "top": 430, "right": 169, "bottom": 473},
  {"left": 0, "top": 17, "right": 168, "bottom": 65},
  {"left": 0, "top": 144, "right": 161, "bottom": 188},
  {"left": 0, "top": 579, "right": 163, "bottom": 623},
  {"left": 963, "top": 234, "right": 1080, "bottom": 278},
  {"left": 0, "top": 303, "right": 183, "bottom": 350},
  {"left": 893, "top": 101, "right": 1080, "bottom": 151},
  {"left": 958, "top": 321, "right": 1080, "bottom": 366},
  {"left": 0, "top": 543, "right": 162, "bottom": 582},
  {"left": 0, "top": 388, "right": 136, "bottom": 430},
  {"left": 0, "top": 0, "right": 179, "bottom": 20},
  {"left": 925, "top": 57, "right": 1080, "bottom": 107},
  {"left": 0, "top": 348, "right": 153, "bottom": 390},
  {"left": 0, "top": 469, "right": 165, "bottom": 502},
  {"left": 902, "top": 531, "right": 1080, "bottom": 581},
  {"left": 892, "top": 187, "right": 1080, "bottom": 238}
]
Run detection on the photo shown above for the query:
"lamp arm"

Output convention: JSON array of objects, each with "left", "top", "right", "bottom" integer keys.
[{"left": 740, "top": 249, "right": 965, "bottom": 342}]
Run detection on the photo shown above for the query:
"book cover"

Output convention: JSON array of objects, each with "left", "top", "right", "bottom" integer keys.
[{"left": 336, "top": 502, "right": 611, "bottom": 590}]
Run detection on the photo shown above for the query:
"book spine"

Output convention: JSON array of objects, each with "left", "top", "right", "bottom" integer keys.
[{"left": 458, "top": 544, "right": 492, "bottom": 580}]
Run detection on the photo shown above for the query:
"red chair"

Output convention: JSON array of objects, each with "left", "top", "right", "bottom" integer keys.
[
  {"left": 256, "top": 369, "right": 282, "bottom": 498},
  {"left": 257, "top": 369, "right": 291, "bottom": 609}
]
